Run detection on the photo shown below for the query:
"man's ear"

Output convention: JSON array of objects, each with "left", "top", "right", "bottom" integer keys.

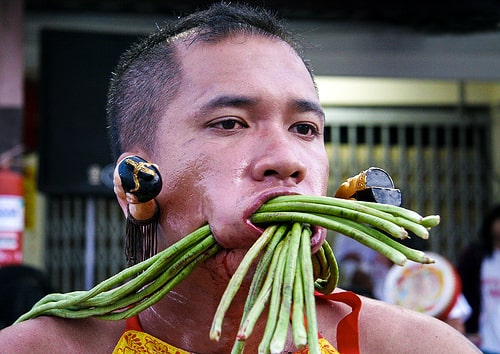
[
  {"left": 113, "top": 152, "right": 159, "bottom": 219},
  {"left": 114, "top": 151, "right": 150, "bottom": 215}
]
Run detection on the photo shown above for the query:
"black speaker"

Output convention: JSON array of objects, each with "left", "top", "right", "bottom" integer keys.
[{"left": 38, "top": 29, "right": 139, "bottom": 195}]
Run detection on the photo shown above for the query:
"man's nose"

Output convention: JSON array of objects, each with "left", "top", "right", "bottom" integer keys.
[{"left": 250, "top": 134, "right": 307, "bottom": 183}]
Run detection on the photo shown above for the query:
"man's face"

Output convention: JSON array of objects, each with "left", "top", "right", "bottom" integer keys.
[{"left": 151, "top": 34, "right": 329, "bottom": 255}]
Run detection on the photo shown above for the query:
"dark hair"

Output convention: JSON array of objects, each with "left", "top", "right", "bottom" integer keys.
[
  {"left": 479, "top": 204, "right": 500, "bottom": 257},
  {"left": 106, "top": 2, "right": 314, "bottom": 160},
  {"left": 0, "top": 265, "right": 53, "bottom": 328}
]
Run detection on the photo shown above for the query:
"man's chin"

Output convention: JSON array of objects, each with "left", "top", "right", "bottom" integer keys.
[{"left": 205, "top": 248, "right": 257, "bottom": 286}]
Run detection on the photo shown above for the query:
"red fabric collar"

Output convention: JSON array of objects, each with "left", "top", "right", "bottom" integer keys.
[
  {"left": 125, "top": 313, "right": 143, "bottom": 331},
  {"left": 315, "top": 290, "right": 362, "bottom": 354}
]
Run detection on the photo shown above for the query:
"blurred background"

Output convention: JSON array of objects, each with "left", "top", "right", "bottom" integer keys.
[{"left": 1, "top": 0, "right": 500, "bottom": 329}]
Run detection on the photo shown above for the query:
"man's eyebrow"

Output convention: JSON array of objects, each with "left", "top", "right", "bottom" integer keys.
[
  {"left": 198, "top": 95, "right": 257, "bottom": 114},
  {"left": 293, "top": 99, "right": 325, "bottom": 121},
  {"left": 196, "top": 95, "right": 324, "bottom": 121}
]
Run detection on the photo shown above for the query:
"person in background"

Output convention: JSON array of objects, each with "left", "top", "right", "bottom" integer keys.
[
  {"left": 335, "top": 233, "right": 472, "bottom": 334},
  {"left": 0, "top": 3, "right": 481, "bottom": 352},
  {"left": 332, "top": 233, "right": 392, "bottom": 299},
  {"left": 0, "top": 265, "right": 53, "bottom": 329},
  {"left": 458, "top": 205, "right": 500, "bottom": 353}
]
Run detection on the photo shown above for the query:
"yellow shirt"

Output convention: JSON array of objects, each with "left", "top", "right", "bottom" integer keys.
[{"left": 112, "top": 328, "right": 339, "bottom": 353}]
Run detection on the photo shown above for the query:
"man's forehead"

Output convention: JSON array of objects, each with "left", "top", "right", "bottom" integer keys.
[{"left": 175, "top": 31, "right": 291, "bottom": 54}]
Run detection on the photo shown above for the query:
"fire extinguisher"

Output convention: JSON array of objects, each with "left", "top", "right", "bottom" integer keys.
[{"left": 0, "top": 166, "right": 24, "bottom": 265}]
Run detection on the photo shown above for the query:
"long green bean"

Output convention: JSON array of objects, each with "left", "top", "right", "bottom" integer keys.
[
  {"left": 253, "top": 211, "right": 409, "bottom": 265},
  {"left": 292, "top": 263, "right": 307, "bottom": 349},
  {"left": 15, "top": 226, "right": 217, "bottom": 323},
  {"left": 299, "top": 226, "right": 320, "bottom": 354},
  {"left": 237, "top": 238, "right": 287, "bottom": 341},
  {"left": 270, "top": 223, "right": 302, "bottom": 353},
  {"left": 258, "top": 233, "right": 289, "bottom": 353},
  {"left": 210, "top": 225, "right": 278, "bottom": 341},
  {"left": 313, "top": 240, "right": 338, "bottom": 295},
  {"left": 231, "top": 225, "right": 290, "bottom": 354}
]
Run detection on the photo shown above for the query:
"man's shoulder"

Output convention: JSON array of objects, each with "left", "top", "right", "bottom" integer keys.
[
  {"left": 316, "top": 291, "right": 480, "bottom": 353},
  {"left": 357, "top": 296, "right": 481, "bottom": 353},
  {"left": 0, "top": 316, "right": 126, "bottom": 354}
]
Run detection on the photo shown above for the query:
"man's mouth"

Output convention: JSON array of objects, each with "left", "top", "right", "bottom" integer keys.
[
  {"left": 244, "top": 189, "right": 297, "bottom": 231},
  {"left": 245, "top": 190, "right": 327, "bottom": 254}
]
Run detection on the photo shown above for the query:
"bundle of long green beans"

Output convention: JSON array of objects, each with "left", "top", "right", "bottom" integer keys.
[
  {"left": 15, "top": 195, "right": 439, "bottom": 354},
  {"left": 211, "top": 195, "right": 438, "bottom": 353},
  {"left": 211, "top": 222, "right": 329, "bottom": 353}
]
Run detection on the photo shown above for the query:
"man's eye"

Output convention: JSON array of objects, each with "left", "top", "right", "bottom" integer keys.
[
  {"left": 209, "top": 119, "right": 246, "bottom": 130},
  {"left": 220, "top": 120, "right": 237, "bottom": 129},
  {"left": 292, "top": 123, "right": 319, "bottom": 136}
]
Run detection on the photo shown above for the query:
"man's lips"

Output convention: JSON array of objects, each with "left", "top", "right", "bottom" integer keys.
[
  {"left": 245, "top": 188, "right": 301, "bottom": 223},
  {"left": 245, "top": 190, "right": 327, "bottom": 253},
  {"left": 310, "top": 226, "right": 327, "bottom": 254}
]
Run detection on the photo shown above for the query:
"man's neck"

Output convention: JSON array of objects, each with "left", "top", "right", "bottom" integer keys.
[{"left": 137, "top": 263, "right": 275, "bottom": 353}]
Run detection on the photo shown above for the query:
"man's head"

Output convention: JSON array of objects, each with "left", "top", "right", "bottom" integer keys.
[
  {"left": 106, "top": 2, "right": 314, "bottom": 160},
  {"left": 108, "top": 2, "right": 329, "bottom": 278}
]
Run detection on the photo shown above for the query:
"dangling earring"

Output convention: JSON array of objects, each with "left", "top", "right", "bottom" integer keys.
[
  {"left": 125, "top": 201, "right": 159, "bottom": 266},
  {"left": 116, "top": 155, "right": 163, "bottom": 266}
]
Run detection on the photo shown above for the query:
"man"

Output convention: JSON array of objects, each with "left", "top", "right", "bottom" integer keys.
[{"left": 0, "top": 3, "right": 480, "bottom": 353}]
